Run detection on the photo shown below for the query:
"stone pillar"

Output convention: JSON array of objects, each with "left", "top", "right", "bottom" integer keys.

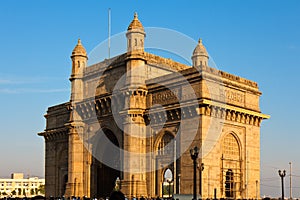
[
  {"left": 65, "top": 122, "right": 85, "bottom": 198},
  {"left": 83, "top": 148, "right": 92, "bottom": 197},
  {"left": 120, "top": 51, "right": 148, "bottom": 198},
  {"left": 121, "top": 112, "right": 147, "bottom": 198},
  {"left": 45, "top": 140, "right": 56, "bottom": 198}
]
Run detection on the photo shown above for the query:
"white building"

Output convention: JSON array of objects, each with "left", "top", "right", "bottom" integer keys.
[{"left": 0, "top": 173, "right": 45, "bottom": 198}]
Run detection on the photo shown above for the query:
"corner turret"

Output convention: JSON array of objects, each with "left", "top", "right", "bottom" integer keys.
[
  {"left": 70, "top": 39, "right": 87, "bottom": 102},
  {"left": 192, "top": 39, "right": 209, "bottom": 68},
  {"left": 126, "top": 12, "right": 146, "bottom": 52}
]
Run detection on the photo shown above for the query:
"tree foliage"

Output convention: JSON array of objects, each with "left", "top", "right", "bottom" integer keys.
[{"left": 38, "top": 184, "right": 45, "bottom": 194}]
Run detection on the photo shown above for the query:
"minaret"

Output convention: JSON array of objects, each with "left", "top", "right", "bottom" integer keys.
[
  {"left": 126, "top": 12, "right": 146, "bottom": 52},
  {"left": 121, "top": 13, "right": 148, "bottom": 198},
  {"left": 191, "top": 39, "right": 209, "bottom": 68},
  {"left": 65, "top": 39, "right": 88, "bottom": 198},
  {"left": 70, "top": 39, "right": 88, "bottom": 102}
]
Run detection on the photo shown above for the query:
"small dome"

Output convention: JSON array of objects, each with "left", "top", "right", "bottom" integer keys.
[
  {"left": 72, "top": 39, "right": 87, "bottom": 57},
  {"left": 127, "top": 12, "right": 144, "bottom": 31},
  {"left": 193, "top": 39, "right": 208, "bottom": 57}
]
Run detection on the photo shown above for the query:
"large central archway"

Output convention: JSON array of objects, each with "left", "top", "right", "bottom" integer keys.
[{"left": 91, "top": 129, "right": 121, "bottom": 198}]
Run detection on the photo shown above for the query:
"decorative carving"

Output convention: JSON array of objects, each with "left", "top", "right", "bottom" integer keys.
[
  {"left": 197, "top": 104, "right": 263, "bottom": 126},
  {"left": 250, "top": 116, "right": 254, "bottom": 125},
  {"left": 246, "top": 115, "right": 250, "bottom": 124},
  {"left": 231, "top": 112, "right": 236, "bottom": 121},
  {"left": 205, "top": 106, "right": 211, "bottom": 116},
  {"left": 221, "top": 109, "right": 226, "bottom": 119},
  {"left": 219, "top": 88, "right": 245, "bottom": 105},
  {"left": 144, "top": 105, "right": 201, "bottom": 125},
  {"left": 211, "top": 106, "right": 216, "bottom": 117},
  {"left": 74, "top": 95, "right": 116, "bottom": 120},
  {"left": 236, "top": 112, "right": 241, "bottom": 123},
  {"left": 226, "top": 110, "right": 231, "bottom": 121},
  {"left": 152, "top": 89, "right": 179, "bottom": 105},
  {"left": 168, "top": 110, "right": 174, "bottom": 120},
  {"left": 241, "top": 114, "right": 245, "bottom": 124},
  {"left": 175, "top": 109, "right": 180, "bottom": 119}
]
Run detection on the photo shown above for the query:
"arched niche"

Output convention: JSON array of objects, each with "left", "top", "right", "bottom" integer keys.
[
  {"left": 221, "top": 133, "right": 242, "bottom": 199},
  {"left": 154, "top": 131, "right": 178, "bottom": 197}
]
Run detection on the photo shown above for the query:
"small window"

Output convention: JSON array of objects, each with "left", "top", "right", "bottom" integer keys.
[{"left": 225, "top": 169, "right": 234, "bottom": 198}]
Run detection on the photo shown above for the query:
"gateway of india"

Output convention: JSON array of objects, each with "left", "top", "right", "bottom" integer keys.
[{"left": 39, "top": 13, "right": 269, "bottom": 199}]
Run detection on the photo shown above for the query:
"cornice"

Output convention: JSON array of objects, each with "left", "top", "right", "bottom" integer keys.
[
  {"left": 38, "top": 127, "right": 69, "bottom": 141},
  {"left": 200, "top": 99, "right": 270, "bottom": 119},
  {"left": 144, "top": 99, "right": 269, "bottom": 127}
]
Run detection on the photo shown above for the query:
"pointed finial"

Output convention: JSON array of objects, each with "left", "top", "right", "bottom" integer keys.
[
  {"left": 198, "top": 38, "right": 202, "bottom": 44},
  {"left": 127, "top": 12, "right": 144, "bottom": 31},
  {"left": 72, "top": 38, "right": 87, "bottom": 58}
]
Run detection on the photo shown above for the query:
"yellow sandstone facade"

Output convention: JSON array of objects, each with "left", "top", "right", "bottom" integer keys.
[{"left": 39, "top": 13, "right": 269, "bottom": 199}]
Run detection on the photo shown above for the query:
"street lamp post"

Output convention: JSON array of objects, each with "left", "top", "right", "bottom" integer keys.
[
  {"left": 190, "top": 146, "right": 199, "bottom": 200},
  {"left": 289, "top": 162, "right": 292, "bottom": 200},
  {"left": 198, "top": 163, "right": 204, "bottom": 199},
  {"left": 255, "top": 180, "right": 258, "bottom": 200},
  {"left": 278, "top": 170, "right": 286, "bottom": 200}
]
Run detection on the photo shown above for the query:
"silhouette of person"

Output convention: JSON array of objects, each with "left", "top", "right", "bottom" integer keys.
[{"left": 109, "top": 191, "right": 125, "bottom": 200}]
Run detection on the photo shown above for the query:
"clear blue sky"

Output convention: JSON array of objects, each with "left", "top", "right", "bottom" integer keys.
[{"left": 0, "top": 0, "right": 300, "bottom": 197}]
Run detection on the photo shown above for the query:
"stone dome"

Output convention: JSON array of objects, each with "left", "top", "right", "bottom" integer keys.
[
  {"left": 193, "top": 39, "right": 208, "bottom": 57},
  {"left": 71, "top": 39, "right": 87, "bottom": 57},
  {"left": 127, "top": 12, "right": 144, "bottom": 31}
]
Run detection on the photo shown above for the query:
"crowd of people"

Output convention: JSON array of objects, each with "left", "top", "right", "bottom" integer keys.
[
  {"left": 91, "top": 193, "right": 173, "bottom": 200},
  {"left": 0, "top": 192, "right": 174, "bottom": 200}
]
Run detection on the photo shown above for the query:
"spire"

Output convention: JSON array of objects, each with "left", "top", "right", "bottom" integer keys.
[
  {"left": 71, "top": 38, "right": 87, "bottom": 58},
  {"left": 198, "top": 38, "right": 202, "bottom": 45},
  {"left": 127, "top": 12, "right": 144, "bottom": 31}
]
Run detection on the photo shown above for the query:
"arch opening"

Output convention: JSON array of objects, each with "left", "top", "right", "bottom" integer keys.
[
  {"left": 162, "top": 168, "right": 174, "bottom": 198},
  {"left": 91, "top": 129, "right": 121, "bottom": 198},
  {"left": 155, "top": 131, "right": 178, "bottom": 197}
]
